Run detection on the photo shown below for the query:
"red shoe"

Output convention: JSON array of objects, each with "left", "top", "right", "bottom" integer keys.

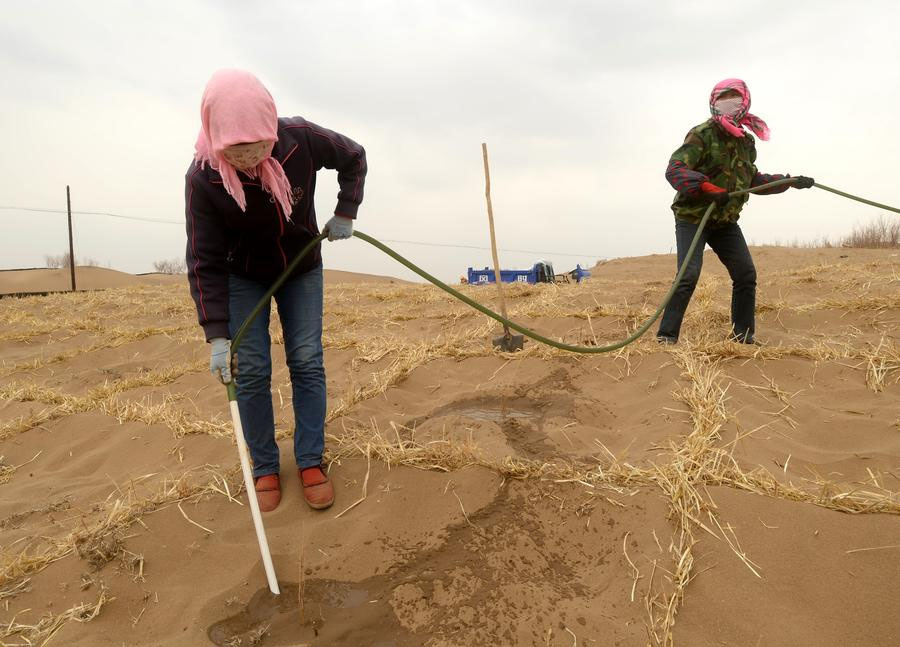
[
  {"left": 254, "top": 474, "right": 281, "bottom": 512},
  {"left": 299, "top": 466, "right": 334, "bottom": 510}
]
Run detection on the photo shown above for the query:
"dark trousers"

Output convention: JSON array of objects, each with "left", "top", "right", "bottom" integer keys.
[{"left": 657, "top": 219, "right": 757, "bottom": 343}]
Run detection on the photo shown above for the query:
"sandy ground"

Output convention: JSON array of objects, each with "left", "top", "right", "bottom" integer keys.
[
  {"left": 0, "top": 246, "right": 897, "bottom": 646},
  {"left": 0, "top": 267, "right": 406, "bottom": 295}
]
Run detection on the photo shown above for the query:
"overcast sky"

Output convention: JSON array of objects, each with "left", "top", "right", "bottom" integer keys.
[{"left": 2, "top": 1, "right": 898, "bottom": 281}]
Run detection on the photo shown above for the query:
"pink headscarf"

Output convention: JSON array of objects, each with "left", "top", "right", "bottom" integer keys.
[
  {"left": 194, "top": 69, "right": 294, "bottom": 220},
  {"left": 709, "top": 78, "right": 770, "bottom": 141}
]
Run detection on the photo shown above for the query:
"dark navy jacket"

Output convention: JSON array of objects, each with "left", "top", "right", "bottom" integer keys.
[{"left": 185, "top": 117, "right": 366, "bottom": 340}]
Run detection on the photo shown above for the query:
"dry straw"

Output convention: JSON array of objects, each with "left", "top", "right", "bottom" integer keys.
[{"left": 0, "top": 590, "right": 110, "bottom": 646}]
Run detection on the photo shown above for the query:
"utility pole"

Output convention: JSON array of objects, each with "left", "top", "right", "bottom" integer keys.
[{"left": 66, "top": 185, "right": 76, "bottom": 292}]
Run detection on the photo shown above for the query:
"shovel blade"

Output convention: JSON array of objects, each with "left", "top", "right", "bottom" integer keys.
[{"left": 492, "top": 332, "right": 524, "bottom": 352}]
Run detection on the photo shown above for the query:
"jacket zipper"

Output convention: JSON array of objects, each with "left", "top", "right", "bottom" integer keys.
[{"left": 274, "top": 201, "right": 287, "bottom": 270}]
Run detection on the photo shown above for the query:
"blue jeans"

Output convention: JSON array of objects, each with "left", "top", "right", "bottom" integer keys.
[
  {"left": 228, "top": 266, "right": 326, "bottom": 478},
  {"left": 657, "top": 220, "right": 757, "bottom": 343}
]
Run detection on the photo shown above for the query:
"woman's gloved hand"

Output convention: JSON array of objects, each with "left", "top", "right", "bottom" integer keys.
[
  {"left": 791, "top": 176, "right": 815, "bottom": 189},
  {"left": 700, "top": 181, "right": 730, "bottom": 207},
  {"left": 209, "top": 337, "right": 232, "bottom": 384},
  {"left": 323, "top": 215, "right": 354, "bottom": 241}
]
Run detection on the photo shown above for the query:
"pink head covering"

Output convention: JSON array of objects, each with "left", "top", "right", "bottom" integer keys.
[
  {"left": 194, "top": 69, "right": 294, "bottom": 220},
  {"left": 709, "top": 78, "right": 770, "bottom": 141}
]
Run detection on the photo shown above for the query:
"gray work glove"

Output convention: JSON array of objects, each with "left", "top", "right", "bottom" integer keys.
[
  {"left": 209, "top": 337, "right": 232, "bottom": 384},
  {"left": 323, "top": 215, "right": 353, "bottom": 241}
]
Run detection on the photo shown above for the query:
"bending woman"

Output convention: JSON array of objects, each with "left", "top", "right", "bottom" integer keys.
[{"left": 185, "top": 69, "right": 367, "bottom": 512}]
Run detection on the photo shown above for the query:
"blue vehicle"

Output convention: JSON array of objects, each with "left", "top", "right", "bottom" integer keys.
[{"left": 466, "top": 262, "right": 590, "bottom": 285}]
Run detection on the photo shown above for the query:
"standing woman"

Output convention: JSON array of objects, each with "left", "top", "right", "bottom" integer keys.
[
  {"left": 185, "top": 69, "right": 366, "bottom": 512},
  {"left": 657, "top": 78, "right": 812, "bottom": 345}
]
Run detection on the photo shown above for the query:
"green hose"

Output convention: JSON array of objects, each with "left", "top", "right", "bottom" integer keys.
[
  {"left": 227, "top": 178, "right": 898, "bottom": 383},
  {"left": 354, "top": 227, "right": 698, "bottom": 353},
  {"left": 813, "top": 182, "right": 900, "bottom": 214}
]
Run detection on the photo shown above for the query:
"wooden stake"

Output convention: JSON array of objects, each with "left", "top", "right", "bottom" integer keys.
[{"left": 481, "top": 143, "right": 511, "bottom": 325}]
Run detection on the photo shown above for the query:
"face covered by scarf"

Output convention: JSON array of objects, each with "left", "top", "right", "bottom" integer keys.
[
  {"left": 194, "top": 69, "right": 294, "bottom": 220},
  {"left": 709, "top": 78, "right": 770, "bottom": 141},
  {"left": 223, "top": 140, "right": 274, "bottom": 170}
]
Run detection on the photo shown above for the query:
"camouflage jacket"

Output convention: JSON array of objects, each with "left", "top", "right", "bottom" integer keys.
[{"left": 666, "top": 119, "right": 785, "bottom": 225}]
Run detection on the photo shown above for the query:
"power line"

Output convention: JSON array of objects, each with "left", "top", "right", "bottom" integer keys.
[
  {"left": 0, "top": 206, "right": 182, "bottom": 225},
  {"left": 377, "top": 238, "right": 595, "bottom": 259},
  {"left": 0, "top": 206, "right": 596, "bottom": 259}
]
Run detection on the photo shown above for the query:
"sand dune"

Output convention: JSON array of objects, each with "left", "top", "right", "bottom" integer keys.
[
  {"left": 0, "top": 266, "right": 170, "bottom": 295},
  {"left": 0, "top": 266, "right": 407, "bottom": 296},
  {"left": 0, "top": 246, "right": 897, "bottom": 646}
]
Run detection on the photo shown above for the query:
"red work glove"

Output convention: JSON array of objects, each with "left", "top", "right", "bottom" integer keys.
[{"left": 700, "top": 181, "right": 730, "bottom": 206}]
